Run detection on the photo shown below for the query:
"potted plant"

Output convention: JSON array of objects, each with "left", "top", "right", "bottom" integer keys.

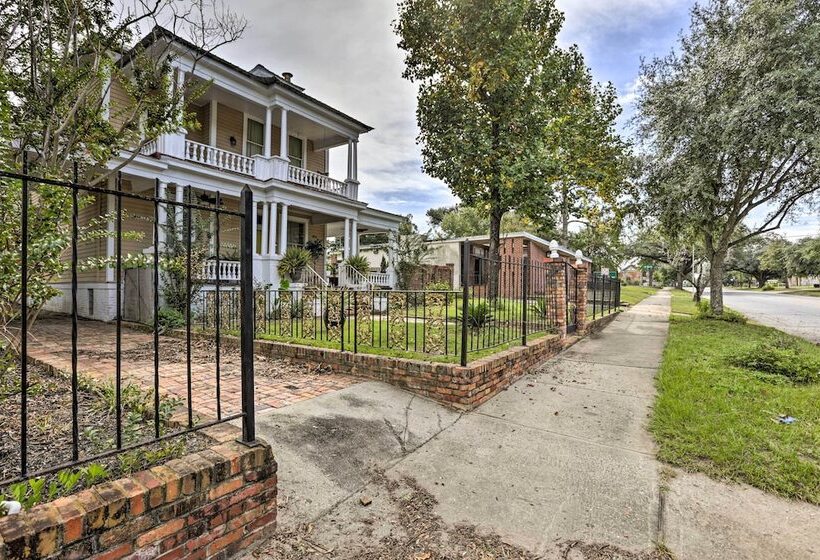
[
  {"left": 278, "top": 247, "right": 311, "bottom": 282},
  {"left": 345, "top": 254, "right": 371, "bottom": 277},
  {"left": 305, "top": 238, "right": 325, "bottom": 268}
]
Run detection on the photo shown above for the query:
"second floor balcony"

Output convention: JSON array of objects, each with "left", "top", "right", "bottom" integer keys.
[{"left": 141, "top": 78, "right": 362, "bottom": 201}]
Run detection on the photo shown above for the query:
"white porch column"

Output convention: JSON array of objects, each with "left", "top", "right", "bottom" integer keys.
[
  {"left": 106, "top": 181, "right": 116, "bottom": 283},
  {"left": 346, "top": 139, "right": 354, "bottom": 181},
  {"left": 261, "top": 201, "right": 269, "bottom": 255},
  {"left": 209, "top": 99, "right": 218, "bottom": 147},
  {"left": 279, "top": 108, "right": 289, "bottom": 160},
  {"left": 351, "top": 219, "right": 359, "bottom": 255},
  {"left": 101, "top": 69, "right": 112, "bottom": 121},
  {"left": 264, "top": 106, "right": 273, "bottom": 158},
  {"left": 279, "top": 203, "right": 289, "bottom": 252},
  {"left": 387, "top": 229, "right": 398, "bottom": 287},
  {"left": 157, "top": 181, "right": 167, "bottom": 250},
  {"left": 268, "top": 202, "right": 278, "bottom": 255},
  {"left": 252, "top": 201, "right": 260, "bottom": 255},
  {"left": 352, "top": 140, "right": 358, "bottom": 181},
  {"left": 343, "top": 218, "right": 351, "bottom": 259},
  {"left": 175, "top": 184, "right": 184, "bottom": 233}
]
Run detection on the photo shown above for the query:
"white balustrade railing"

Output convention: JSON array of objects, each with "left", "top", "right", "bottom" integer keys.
[
  {"left": 367, "top": 272, "right": 392, "bottom": 287},
  {"left": 297, "top": 265, "right": 329, "bottom": 288},
  {"left": 185, "top": 140, "right": 255, "bottom": 176},
  {"left": 140, "top": 139, "right": 158, "bottom": 155},
  {"left": 288, "top": 165, "right": 349, "bottom": 197},
  {"left": 338, "top": 263, "right": 371, "bottom": 289},
  {"left": 200, "top": 260, "right": 241, "bottom": 282}
]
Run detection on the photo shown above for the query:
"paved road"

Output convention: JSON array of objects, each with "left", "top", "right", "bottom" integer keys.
[
  {"left": 244, "top": 292, "right": 819, "bottom": 559},
  {"left": 722, "top": 289, "right": 820, "bottom": 343}
]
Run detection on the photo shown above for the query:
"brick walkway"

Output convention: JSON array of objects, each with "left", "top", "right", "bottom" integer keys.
[{"left": 28, "top": 316, "right": 360, "bottom": 420}]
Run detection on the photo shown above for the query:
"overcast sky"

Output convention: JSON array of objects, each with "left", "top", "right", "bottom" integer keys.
[{"left": 217, "top": 0, "right": 818, "bottom": 240}]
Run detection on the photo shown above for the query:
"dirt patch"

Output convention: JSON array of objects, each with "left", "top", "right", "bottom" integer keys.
[
  {"left": 248, "top": 470, "right": 539, "bottom": 560},
  {"left": 556, "top": 541, "right": 674, "bottom": 560}
]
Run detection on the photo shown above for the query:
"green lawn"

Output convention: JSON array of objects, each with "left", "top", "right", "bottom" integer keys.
[
  {"left": 651, "top": 290, "right": 820, "bottom": 504},
  {"left": 619, "top": 285, "right": 659, "bottom": 306},
  {"left": 782, "top": 288, "right": 820, "bottom": 298},
  {"left": 254, "top": 317, "right": 554, "bottom": 364}
]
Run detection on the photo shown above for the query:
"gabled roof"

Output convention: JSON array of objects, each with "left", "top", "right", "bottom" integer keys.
[
  {"left": 427, "top": 232, "right": 593, "bottom": 263},
  {"left": 122, "top": 26, "right": 373, "bottom": 133}
]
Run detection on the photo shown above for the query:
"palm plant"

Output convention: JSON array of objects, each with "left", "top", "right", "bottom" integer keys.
[
  {"left": 278, "top": 247, "right": 311, "bottom": 282},
  {"left": 345, "top": 254, "right": 371, "bottom": 277}
]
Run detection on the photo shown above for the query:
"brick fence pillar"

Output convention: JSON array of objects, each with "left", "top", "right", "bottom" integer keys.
[
  {"left": 575, "top": 253, "right": 589, "bottom": 333},
  {"left": 544, "top": 256, "right": 567, "bottom": 338}
]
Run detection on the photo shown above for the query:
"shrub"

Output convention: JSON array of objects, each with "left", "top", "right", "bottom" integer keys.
[
  {"left": 157, "top": 307, "right": 185, "bottom": 333},
  {"left": 761, "top": 284, "right": 776, "bottom": 291},
  {"left": 460, "top": 302, "right": 494, "bottom": 333},
  {"left": 696, "top": 300, "right": 747, "bottom": 323},
  {"left": 278, "top": 247, "right": 311, "bottom": 281},
  {"left": 425, "top": 280, "right": 451, "bottom": 291},
  {"left": 730, "top": 336, "right": 819, "bottom": 384}
]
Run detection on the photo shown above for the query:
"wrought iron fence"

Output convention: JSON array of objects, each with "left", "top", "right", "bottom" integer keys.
[
  {"left": 194, "top": 244, "right": 570, "bottom": 366},
  {"left": 0, "top": 160, "right": 256, "bottom": 486},
  {"left": 587, "top": 272, "right": 621, "bottom": 320}
]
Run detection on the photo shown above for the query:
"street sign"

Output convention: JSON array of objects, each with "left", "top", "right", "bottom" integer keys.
[{"left": 609, "top": 271, "right": 617, "bottom": 279}]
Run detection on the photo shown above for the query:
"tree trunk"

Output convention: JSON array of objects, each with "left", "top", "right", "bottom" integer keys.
[
  {"left": 675, "top": 269, "right": 684, "bottom": 290},
  {"left": 756, "top": 275, "right": 766, "bottom": 289},
  {"left": 560, "top": 183, "right": 570, "bottom": 246},
  {"left": 784, "top": 275, "right": 790, "bottom": 289},
  {"left": 487, "top": 205, "right": 503, "bottom": 301},
  {"left": 709, "top": 247, "right": 728, "bottom": 315}
]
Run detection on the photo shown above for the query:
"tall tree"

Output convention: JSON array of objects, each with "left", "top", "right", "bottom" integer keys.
[
  {"left": 395, "top": 0, "right": 581, "bottom": 297},
  {"left": 0, "top": 0, "right": 245, "bottom": 359},
  {"left": 637, "top": 0, "right": 820, "bottom": 314},
  {"left": 726, "top": 235, "right": 779, "bottom": 288}
]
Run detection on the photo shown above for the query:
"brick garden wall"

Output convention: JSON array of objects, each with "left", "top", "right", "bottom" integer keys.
[{"left": 0, "top": 425, "right": 277, "bottom": 560}]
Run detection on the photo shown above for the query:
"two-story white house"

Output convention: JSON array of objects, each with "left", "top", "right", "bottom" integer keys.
[{"left": 45, "top": 27, "right": 403, "bottom": 321}]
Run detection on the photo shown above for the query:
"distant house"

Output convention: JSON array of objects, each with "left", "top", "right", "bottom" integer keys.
[
  {"left": 619, "top": 258, "right": 644, "bottom": 285},
  {"left": 363, "top": 232, "right": 592, "bottom": 290}
]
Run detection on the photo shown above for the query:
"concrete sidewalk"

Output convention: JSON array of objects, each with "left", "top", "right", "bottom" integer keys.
[{"left": 246, "top": 291, "right": 819, "bottom": 559}]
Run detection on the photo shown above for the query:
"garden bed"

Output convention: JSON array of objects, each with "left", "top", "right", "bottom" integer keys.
[{"left": 0, "top": 361, "right": 208, "bottom": 507}]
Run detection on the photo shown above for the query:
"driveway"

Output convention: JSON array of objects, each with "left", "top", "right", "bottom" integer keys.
[
  {"left": 721, "top": 289, "right": 820, "bottom": 343},
  {"left": 245, "top": 292, "right": 819, "bottom": 559}
]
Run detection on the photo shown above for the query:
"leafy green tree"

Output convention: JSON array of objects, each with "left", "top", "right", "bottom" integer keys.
[
  {"left": 760, "top": 238, "right": 796, "bottom": 288},
  {"left": 637, "top": 0, "right": 820, "bottom": 314},
  {"left": 726, "top": 236, "right": 779, "bottom": 288},
  {"left": 428, "top": 205, "right": 545, "bottom": 239},
  {"left": 389, "top": 216, "right": 430, "bottom": 290},
  {"left": 791, "top": 236, "right": 820, "bottom": 279},
  {"left": 0, "top": 1, "right": 245, "bottom": 359},
  {"left": 396, "top": 0, "right": 585, "bottom": 298}
]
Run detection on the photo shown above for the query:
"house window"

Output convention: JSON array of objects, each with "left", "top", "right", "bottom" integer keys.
[
  {"left": 288, "top": 136, "right": 304, "bottom": 168},
  {"left": 246, "top": 118, "right": 264, "bottom": 156},
  {"left": 287, "top": 221, "right": 305, "bottom": 249}
]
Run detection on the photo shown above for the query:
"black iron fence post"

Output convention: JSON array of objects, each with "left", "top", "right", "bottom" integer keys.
[
  {"left": 340, "top": 289, "right": 346, "bottom": 352},
  {"left": 239, "top": 186, "right": 257, "bottom": 445},
  {"left": 20, "top": 152, "right": 28, "bottom": 477},
  {"left": 353, "top": 291, "right": 358, "bottom": 354},
  {"left": 460, "top": 240, "right": 470, "bottom": 367},
  {"left": 521, "top": 255, "right": 528, "bottom": 346}
]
